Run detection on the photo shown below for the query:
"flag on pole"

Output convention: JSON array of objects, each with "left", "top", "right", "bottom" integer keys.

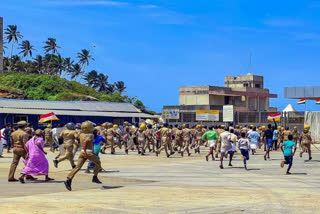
[
  {"left": 39, "top": 112, "right": 59, "bottom": 123},
  {"left": 267, "top": 112, "right": 281, "bottom": 122},
  {"left": 298, "top": 99, "right": 306, "bottom": 104},
  {"left": 316, "top": 99, "right": 320, "bottom": 105}
]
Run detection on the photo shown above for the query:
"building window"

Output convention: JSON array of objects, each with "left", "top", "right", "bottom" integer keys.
[
  {"left": 243, "top": 83, "right": 249, "bottom": 88},
  {"left": 13, "top": 115, "right": 28, "bottom": 124},
  {"left": 255, "top": 84, "right": 261, "bottom": 88}
]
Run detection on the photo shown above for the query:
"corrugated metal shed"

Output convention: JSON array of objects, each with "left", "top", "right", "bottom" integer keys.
[
  {"left": 0, "top": 107, "right": 157, "bottom": 118},
  {"left": 0, "top": 99, "right": 141, "bottom": 113},
  {"left": 284, "top": 87, "right": 320, "bottom": 99}
]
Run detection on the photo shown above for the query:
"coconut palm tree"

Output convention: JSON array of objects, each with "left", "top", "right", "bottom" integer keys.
[
  {"left": 77, "top": 49, "right": 94, "bottom": 82},
  {"left": 70, "top": 63, "right": 82, "bottom": 80},
  {"left": 18, "top": 40, "right": 36, "bottom": 60},
  {"left": 94, "top": 73, "right": 109, "bottom": 92},
  {"left": 52, "top": 54, "right": 65, "bottom": 76},
  {"left": 63, "top": 57, "right": 74, "bottom": 76},
  {"left": 4, "top": 25, "right": 23, "bottom": 58},
  {"left": 114, "top": 81, "right": 126, "bottom": 94},
  {"left": 84, "top": 70, "right": 99, "bottom": 87},
  {"left": 43, "top": 38, "right": 61, "bottom": 73},
  {"left": 33, "top": 55, "right": 44, "bottom": 74},
  {"left": 105, "top": 83, "right": 116, "bottom": 94}
]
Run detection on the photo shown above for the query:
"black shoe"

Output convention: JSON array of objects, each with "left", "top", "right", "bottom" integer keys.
[
  {"left": 244, "top": 165, "right": 248, "bottom": 170},
  {"left": 125, "top": 149, "right": 128, "bottom": 154},
  {"left": 92, "top": 176, "right": 102, "bottom": 184},
  {"left": 228, "top": 163, "right": 233, "bottom": 167},
  {"left": 181, "top": 152, "right": 184, "bottom": 157},
  {"left": 26, "top": 176, "right": 38, "bottom": 181},
  {"left": 64, "top": 178, "right": 72, "bottom": 191},
  {"left": 8, "top": 178, "right": 19, "bottom": 182},
  {"left": 156, "top": 151, "right": 159, "bottom": 157},
  {"left": 170, "top": 151, "right": 175, "bottom": 156},
  {"left": 309, "top": 157, "right": 312, "bottom": 160},
  {"left": 53, "top": 160, "right": 58, "bottom": 168},
  {"left": 45, "top": 177, "right": 54, "bottom": 182},
  {"left": 138, "top": 151, "right": 141, "bottom": 154},
  {"left": 167, "top": 154, "right": 170, "bottom": 158},
  {"left": 19, "top": 177, "right": 25, "bottom": 184},
  {"left": 72, "top": 165, "right": 76, "bottom": 169}
]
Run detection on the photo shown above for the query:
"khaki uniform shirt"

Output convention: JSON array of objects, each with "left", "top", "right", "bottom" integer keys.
[
  {"left": 11, "top": 129, "right": 29, "bottom": 147},
  {"left": 79, "top": 133, "right": 94, "bottom": 150},
  {"left": 60, "top": 130, "right": 77, "bottom": 146}
]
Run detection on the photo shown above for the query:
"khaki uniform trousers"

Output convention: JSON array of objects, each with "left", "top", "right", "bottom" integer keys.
[
  {"left": 73, "top": 143, "right": 79, "bottom": 156},
  {"left": 57, "top": 144, "right": 75, "bottom": 167},
  {"left": 8, "top": 148, "right": 27, "bottom": 180},
  {"left": 157, "top": 137, "right": 170, "bottom": 156},
  {"left": 182, "top": 138, "right": 191, "bottom": 154},
  {"left": 301, "top": 142, "right": 311, "bottom": 154},
  {"left": 45, "top": 136, "right": 53, "bottom": 147},
  {"left": 68, "top": 151, "right": 101, "bottom": 179}
]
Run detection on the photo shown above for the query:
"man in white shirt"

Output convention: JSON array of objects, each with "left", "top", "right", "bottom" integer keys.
[{"left": 219, "top": 127, "right": 234, "bottom": 169}]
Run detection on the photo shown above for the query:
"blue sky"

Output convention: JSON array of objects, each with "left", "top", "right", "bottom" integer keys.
[{"left": 2, "top": 0, "right": 320, "bottom": 112}]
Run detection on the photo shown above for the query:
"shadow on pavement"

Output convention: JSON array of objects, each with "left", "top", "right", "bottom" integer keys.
[{"left": 101, "top": 185, "right": 123, "bottom": 190}]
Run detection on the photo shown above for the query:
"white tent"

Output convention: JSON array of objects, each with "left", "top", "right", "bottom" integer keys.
[{"left": 282, "top": 104, "right": 297, "bottom": 112}]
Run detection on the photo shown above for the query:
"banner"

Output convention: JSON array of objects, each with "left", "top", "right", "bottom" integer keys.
[
  {"left": 223, "top": 105, "right": 234, "bottom": 122},
  {"left": 162, "top": 109, "right": 180, "bottom": 119},
  {"left": 39, "top": 112, "right": 59, "bottom": 123},
  {"left": 267, "top": 112, "right": 281, "bottom": 122},
  {"left": 196, "top": 110, "right": 219, "bottom": 121}
]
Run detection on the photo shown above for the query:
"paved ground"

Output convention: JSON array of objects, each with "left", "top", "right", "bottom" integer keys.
[{"left": 0, "top": 147, "right": 320, "bottom": 214}]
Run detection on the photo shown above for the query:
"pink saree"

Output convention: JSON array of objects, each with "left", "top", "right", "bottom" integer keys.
[{"left": 22, "top": 136, "right": 49, "bottom": 176}]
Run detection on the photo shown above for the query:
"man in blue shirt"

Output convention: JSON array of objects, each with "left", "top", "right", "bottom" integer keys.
[{"left": 280, "top": 135, "right": 297, "bottom": 175}]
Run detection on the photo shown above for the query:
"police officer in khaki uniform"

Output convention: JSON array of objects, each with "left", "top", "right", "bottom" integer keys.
[
  {"left": 181, "top": 124, "right": 192, "bottom": 157},
  {"left": 194, "top": 125, "right": 204, "bottom": 154},
  {"left": 73, "top": 123, "right": 81, "bottom": 156},
  {"left": 283, "top": 127, "right": 292, "bottom": 142},
  {"left": 8, "top": 121, "right": 29, "bottom": 182},
  {"left": 300, "top": 125, "right": 312, "bottom": 160},
  {"left": 44, "top": 124, "right": 53, "bottom": 150},
  {"left": 292, "top": 126, "right": 300, "bottom": 146},
  {"left": 145, "top": 124, "right": 155, "bottom": 153},
  {"left": 156, "top": 123, "right": 171, "bottom": 158},
  {"left": 53, "top": 122, "right": 77, "bottom": 169},
  {"left": 64, "top": 121, "right": 102, "bottom": 191},
  {"left": 137, "top": 123, "right": 147, "bottom": 155}
]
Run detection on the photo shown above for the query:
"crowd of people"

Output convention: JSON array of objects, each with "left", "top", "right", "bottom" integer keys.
[{"left": 0, "top": 119, "right": 314, "bottom": 191}]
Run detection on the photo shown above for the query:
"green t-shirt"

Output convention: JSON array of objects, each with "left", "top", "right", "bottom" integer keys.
[
  {"left": 202, "top": 130, "right": 219, "bottom": 141},
  {"left": 283, "top": 140, "right": 296, "bottom": 156}
]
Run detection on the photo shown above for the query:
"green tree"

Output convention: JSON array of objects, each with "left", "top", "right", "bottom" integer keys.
[
  {"left": 70, "top": 63, "right": 82, "bottom": 80},
  {"left": 34, "top": 55, "right": 44, "bottom": 74},
  {"left": 43, "top": 38, "right": 61, "bottom": 74},
  {"left": 77, "top": 49, "right": 94, "bottom": 82},
  {"left": 133, "top": 100, "right": 146, "bottom": 111},
  {"left": 94, "top": 73, "right": 109, "bottom": 92},
  {"left": 4, "top": 25, "right": 23, "bottom": 58},
  {"left": 114, "top": 81, "right": 126, "bottom": 94},
  {"left": 18, "top": 40, "right": 36, "bottom": 60},
  {"left": 84, "top": 70, "right": 99, "bottom": 87}
]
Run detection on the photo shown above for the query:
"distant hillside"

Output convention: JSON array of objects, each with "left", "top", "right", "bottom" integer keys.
[{"left": 0, "top": 73, "right": 131, "bottom": 103}]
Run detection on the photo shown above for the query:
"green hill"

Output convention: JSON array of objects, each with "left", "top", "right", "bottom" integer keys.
[{"left": 0, "top": 73, "right": 130, "bottom": 102}]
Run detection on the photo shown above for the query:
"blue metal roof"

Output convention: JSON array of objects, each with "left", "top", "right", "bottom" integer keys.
[{"left": 0, "top": 98, "right": 140, "bottom": 113}]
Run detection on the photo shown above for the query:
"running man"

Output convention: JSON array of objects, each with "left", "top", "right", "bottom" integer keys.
[
  {"left": 202, "top": 126, "right": 219, "bottom": 161},
  {"left": 280, "top": 135, "right": 297, "bottom": 175},
  {"left": 238, "top": 132, "right": 250, "bottom": 170}
]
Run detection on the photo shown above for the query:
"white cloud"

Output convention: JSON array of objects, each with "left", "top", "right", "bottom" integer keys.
[
  {"left": 48, "top": 1, "right": 129, "bottom": 7},
  {"left": 138, "top": 5, "right": 159, "bottom": 9},
  {"left": 263, "top": 18, "right": 302, "bottom": 27}
]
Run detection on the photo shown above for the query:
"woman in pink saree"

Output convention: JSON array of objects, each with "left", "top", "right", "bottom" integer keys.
[{"left": 19, "top": 129, "right": 54, "bottom": 183}]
